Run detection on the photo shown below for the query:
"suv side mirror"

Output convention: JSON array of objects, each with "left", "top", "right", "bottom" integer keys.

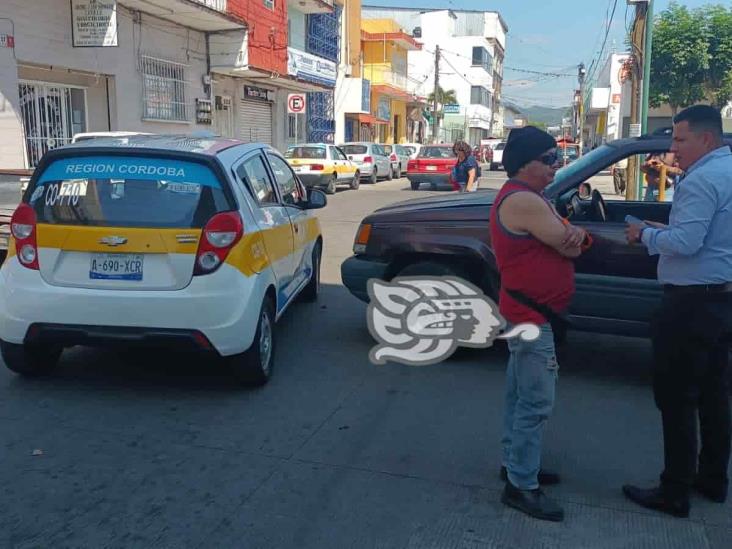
[
  {"left": 304, "top": 188, "right": 327, "bottom": 210},
  {"left": 578, "top": 182, "right": 592, "bottom": 199}
]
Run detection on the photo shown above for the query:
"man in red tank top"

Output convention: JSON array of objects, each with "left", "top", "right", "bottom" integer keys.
[{"left": 489, "top": 126, "right": 590, "bottom": 522}]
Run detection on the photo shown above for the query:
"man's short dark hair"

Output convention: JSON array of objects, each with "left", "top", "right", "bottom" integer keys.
[{"left": 673, "top": 105, "right": 723, "bottom": 138}]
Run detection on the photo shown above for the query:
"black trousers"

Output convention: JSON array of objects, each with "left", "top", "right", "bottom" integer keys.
[{"left": 650, "top": 290, "right": 732, "bottom": 497}]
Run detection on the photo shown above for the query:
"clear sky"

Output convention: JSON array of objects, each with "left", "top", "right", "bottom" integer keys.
[{"left": 363, "top": 0, "right": 714, "bottom": 108}]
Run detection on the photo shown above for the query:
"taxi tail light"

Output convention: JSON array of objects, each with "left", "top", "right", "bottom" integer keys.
[
  {"left": 309, "top": 164, "right": 324, "bottom": 171},
  {"left": 11, "top": 203, "right": 39, "bottom": 270},
  {"left": 363, "top": 156, "right": 373, "bottom": 164},
  {"left": 194, "top": 211, "right": 243, "bottom": 276}
]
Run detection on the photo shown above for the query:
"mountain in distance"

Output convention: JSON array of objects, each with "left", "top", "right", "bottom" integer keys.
[{"left": 506, "top": 102, "right": 571, "bottom": 127}]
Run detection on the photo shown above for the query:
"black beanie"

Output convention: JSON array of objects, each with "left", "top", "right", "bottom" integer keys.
[{"left": 503, "top": 126, "right": 557, "bottom": 177}]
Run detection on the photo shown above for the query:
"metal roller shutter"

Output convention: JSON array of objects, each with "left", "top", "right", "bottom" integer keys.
[{"left": 239, "top": 98, "right": 272, "bottom": 144}]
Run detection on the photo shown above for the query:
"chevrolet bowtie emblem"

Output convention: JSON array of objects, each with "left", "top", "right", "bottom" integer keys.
[{"left": 99, "top": 236, "right": 128, "bottom": 246}]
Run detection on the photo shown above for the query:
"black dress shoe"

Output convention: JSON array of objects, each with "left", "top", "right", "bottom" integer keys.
[
  {"left": 500, "top": 466, "right": 560, "bottom": 486},
  {"left": 622, "top": 485, "right": 690, "bottom": 518},
  {"left": 501, "top": 481, "right": 564, "bottom": 522},
  {"left": 693, "top": 478, "right": 727, "bottom": 503}
]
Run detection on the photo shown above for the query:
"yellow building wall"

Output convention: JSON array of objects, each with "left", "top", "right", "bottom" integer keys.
[
  {"left": 370, "top": 93, "right": 407, "bottom": 144},
  {"left": 344, "top": 0, "right": 362, "bottom": 78},
  {"left": 361, "top": 19, "right": 402, "bottom": 33},
  {"left": 362, "top": 43, "right": 408, "bottom": 88},
  {"left": 391, "top": 99, "right": 407, "bottom": 144}
]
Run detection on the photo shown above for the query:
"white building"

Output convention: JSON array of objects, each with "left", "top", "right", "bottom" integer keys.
[
  {"left": 0, "top": 0, "right": 247, "bottom": 171},
  {"left": 361, "top": 6, "right": 506, "bottom": 144}
]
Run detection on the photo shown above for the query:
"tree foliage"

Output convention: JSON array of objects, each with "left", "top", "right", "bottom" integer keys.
[
  {"left": 427, "top": 87, "right": 458, "bottom": 109},
  {"left": 649, "top": 3, "right": 732, "bottom": 113}
]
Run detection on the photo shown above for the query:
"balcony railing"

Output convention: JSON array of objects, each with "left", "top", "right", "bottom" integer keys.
[
  {"left": 364, "top": 64, "right": 408, "bottom": 91},
  {"left": 191, "top": 0, "right": 227, "bottom": 11}
]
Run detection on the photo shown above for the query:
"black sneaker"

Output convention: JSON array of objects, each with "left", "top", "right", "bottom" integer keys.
[
  {"left": 501, "top": 481, "right": 564, "bottom": 522},
  {"left": 500, "top": 466, "right": 561, "bottom": 485}
]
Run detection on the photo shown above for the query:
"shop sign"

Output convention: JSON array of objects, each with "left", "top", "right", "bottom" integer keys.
[
  {"left": 244, "top": 85, "right": 272, "bottom": 101},
  {"left": 287, "top": 48, "right": 337, "bottom": 88},
  {"left": 443, "top": 104, "right": 460, "bottom": 114},
  {"left": 71, "top": 0, "right": 118, "bottom": 47}
]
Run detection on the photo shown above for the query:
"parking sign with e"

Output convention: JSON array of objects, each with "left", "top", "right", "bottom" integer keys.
[{"left": 288, "top": 94, "right": 306, "bottom": 114}]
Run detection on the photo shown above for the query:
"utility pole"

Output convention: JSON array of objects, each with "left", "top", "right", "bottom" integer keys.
[
  {"left": 625, "top": 0, "right": 652, "bottom": 200},
  {"left": 432, "top": 45, "right": 440, "bottom": 144},
  {"left": 578, "top": 62, "right": 586, "bottom": 154},
  {"left": 640, "top": 0, "right": 654, "bottom": 135}
]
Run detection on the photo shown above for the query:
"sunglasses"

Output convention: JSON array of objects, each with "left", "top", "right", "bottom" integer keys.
[{"left": 538, "top": 152, "right": 559, "bottom": 166}]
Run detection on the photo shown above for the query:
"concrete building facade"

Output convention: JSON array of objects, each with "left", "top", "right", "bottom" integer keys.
[{"left": 361, "top": 6, "right": 507, "bottom": 145}]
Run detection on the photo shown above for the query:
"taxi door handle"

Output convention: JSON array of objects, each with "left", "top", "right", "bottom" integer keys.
[{"left": 294, "top": 223, "right": 299, "bottom": 233}]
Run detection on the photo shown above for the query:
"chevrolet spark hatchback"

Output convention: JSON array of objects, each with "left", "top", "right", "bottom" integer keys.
[{"left": 0, "top": 135, "right": 325, "bottom": 386}]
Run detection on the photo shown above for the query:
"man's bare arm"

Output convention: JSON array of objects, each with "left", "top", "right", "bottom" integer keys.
[{"left": 499, "top": 192, "right": 583, "bottom": 258}]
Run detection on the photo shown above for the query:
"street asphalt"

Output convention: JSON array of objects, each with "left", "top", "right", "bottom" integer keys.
[{"left": 0, "top": 171, "right": 729, "bottom": 548}]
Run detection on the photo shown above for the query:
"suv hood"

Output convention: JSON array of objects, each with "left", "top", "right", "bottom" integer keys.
[{"left": 367, "top": 189, "right": 498, "bottom": 223}]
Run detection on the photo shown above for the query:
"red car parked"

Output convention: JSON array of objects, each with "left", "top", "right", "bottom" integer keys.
[{"left": 406, "top": 145, "right": 457, "bottom": 191}]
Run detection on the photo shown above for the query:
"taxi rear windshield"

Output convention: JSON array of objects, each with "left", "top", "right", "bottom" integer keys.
[
  {"left": 285, "top": 147, "right": 326, "bottom": 159},
  {"left": 28, "top": 155, "right": 230, "bottom": 228}
]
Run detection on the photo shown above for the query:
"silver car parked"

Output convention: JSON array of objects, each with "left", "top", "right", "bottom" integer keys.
[
  {"left": 339, "top": 142, "right": 392, "bottom": 184},
  {"left": 383, "top": 144, "right": 410, "bottom": 178}
]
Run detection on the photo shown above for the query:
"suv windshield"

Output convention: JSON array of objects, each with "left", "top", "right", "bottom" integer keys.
[
  {"left": 544, "top": 144, "right": 618, "bottom": 197},
  {"left": 29, "top": 155, "right": 230, "bottom": 227},
  {"left": 419, "top": 147, "right": 455, "bottom": 159},
  {"left": 285, "top": 146, "right": 326, "bottom": 159}
]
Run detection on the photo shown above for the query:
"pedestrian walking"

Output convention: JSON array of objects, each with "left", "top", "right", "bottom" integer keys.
[
  {"left": 451, "top": 141, "right": 480, "bottom": 192},
  {"left": 489, "top": 126, "right": 591, "bottom": 522},
  {"left": 624, "top": 105, "right": 732, "bottom": 518}
]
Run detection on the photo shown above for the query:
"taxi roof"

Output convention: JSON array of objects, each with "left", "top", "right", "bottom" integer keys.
[{"left": 61, "top": 134, "right": 254, "bottom": 157}]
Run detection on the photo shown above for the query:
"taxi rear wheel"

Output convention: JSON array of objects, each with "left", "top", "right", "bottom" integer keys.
[
  {"left": 350, "top": 172, "right": 360, "bottom": 190},
  {"left": 369, "top": 169, "right": 377, "bottom": 184},
  {"left": 301, "top": 241, "right": 322, "bottom": 302},
  {"left": 326, "top": 174, "right": 337, "bottom": 195},
  {"left": 1, "top": 341, "right": 62, "bottom": 377},
  {"left": 229, "top": 298, "right": 275, "bottom": 386}
]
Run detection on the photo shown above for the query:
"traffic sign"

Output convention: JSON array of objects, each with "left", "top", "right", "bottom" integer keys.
[{"left": 288, "top": 94, "right": 306, "bottom": 114}]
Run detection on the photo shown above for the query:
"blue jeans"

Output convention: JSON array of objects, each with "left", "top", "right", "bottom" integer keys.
[{"left": 501, "top": 323, "right": 559, "bottom": 490}]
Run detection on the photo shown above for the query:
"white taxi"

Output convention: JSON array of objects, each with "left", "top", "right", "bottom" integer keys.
[
  {"left": 0, "top": 135, "right": 326, "bottom": 386},
  {"left": 284, "top": 143, "right": 360, "bottom": 194}
]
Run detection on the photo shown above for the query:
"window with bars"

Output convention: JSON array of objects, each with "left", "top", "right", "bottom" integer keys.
[
  {"left": 307, "top": 7, "right": 340, "bottom": 63},
  {"left": 18, "top": 82, "right": 87, "bottom": 168},
  {"left": 139, "top": 55, "right": 189, "bottom": 122}
]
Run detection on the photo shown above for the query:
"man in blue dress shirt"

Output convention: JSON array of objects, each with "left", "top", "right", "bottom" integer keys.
[{"left": 624, "top": 105, "right": 732, "bottom": 518}]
